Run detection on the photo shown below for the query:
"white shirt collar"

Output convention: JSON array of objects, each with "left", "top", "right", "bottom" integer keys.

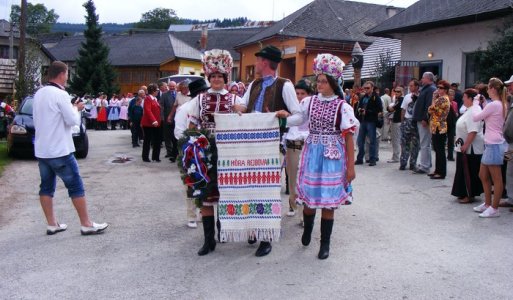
[
  {"left": 208, "top": 88, "right": 228, "bottom": 95},
  {"left": 317, "top": 93, "right": 338, "bottom": 101}
]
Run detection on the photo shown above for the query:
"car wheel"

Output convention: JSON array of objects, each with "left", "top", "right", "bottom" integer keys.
[{"left": 75, "top": 133, "right": 89, "bottom": 159}]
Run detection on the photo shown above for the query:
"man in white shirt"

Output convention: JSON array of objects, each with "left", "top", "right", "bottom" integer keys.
[
  {"left": 33, "top": 61, "right": 108, "bottom": 236},
  {"left": 233, "top": 45, "right": 303, "bottom": 257},
  {"left": 399, "top": 79, "right": 420, "bottom": 170}
]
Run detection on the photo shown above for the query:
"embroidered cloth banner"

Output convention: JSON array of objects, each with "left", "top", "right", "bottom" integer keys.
[{"left": 214, "top": 113, "right": 282, "bottom": 242}]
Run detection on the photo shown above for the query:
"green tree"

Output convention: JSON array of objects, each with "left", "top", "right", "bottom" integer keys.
[
  {"left": 135, "top": 8, "right": 179, "bottom": 29},
  {"left": 372, "top": 50, "right": 395, "bottom": 89},
  {"left": 10, "top": 3, "right": 59, "bottom": 36},
  {"left": 14, "top": 41, "right": 44, "bottom": 100},
  {"left": 476, "top": 25, "right": 513, "bottom": 82},
  {"left": 69, "top": 0, "right": 118, "bottom": 97}
]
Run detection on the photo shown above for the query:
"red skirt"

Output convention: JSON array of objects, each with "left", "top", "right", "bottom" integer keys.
[{"left": 97, "top": 107, "right": 108, "bottom": 122}]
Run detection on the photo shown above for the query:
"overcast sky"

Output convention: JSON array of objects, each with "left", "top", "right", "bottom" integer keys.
[{"left": 0, "top": 0, "right": 418, "bottom": 24}]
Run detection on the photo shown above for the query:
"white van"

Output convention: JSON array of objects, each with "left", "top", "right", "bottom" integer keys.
[{"left": 157, "top": 74, "right": 204, "bottom": 85}]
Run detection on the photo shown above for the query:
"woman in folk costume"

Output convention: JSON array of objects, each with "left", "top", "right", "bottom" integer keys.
[
  {"left": 108, "top": 95, "right": 121, "bottom": 130},
  {"left": 118, "top": 94, "right": 130, "bottom": 130},
  {"left": 86, "top": 96, "right": 97, "bottom": 129},
  {"left": 175, "top": 49, "right": 243, "bottom": 256},
  {"left": 297, "top": 53, "right": 359, "bottom": 259},
  {"left": 97, "top": 94, "right": 109, "bottom": 130}
]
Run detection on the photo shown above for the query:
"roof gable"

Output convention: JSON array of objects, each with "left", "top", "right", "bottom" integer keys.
[
  {"left": 367, "top": 0, "right": 513, "bottom": 37},
  {"left": 168, "top": 34, "right": 202, "bottom": 61},
  {"left": 237, "top": 0, "right": 397, "bottom": 47},
  {"left": 343, "top": 38, "right": 401, "bottom": 81}
]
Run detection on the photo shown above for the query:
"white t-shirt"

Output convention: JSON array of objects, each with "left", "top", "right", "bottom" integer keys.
[
  {"left": 33, "top": 85, "right": 81, "bottom": 158},
  {"left": 455, "top": 105, "right": 484, "bottom": 154},
  {"left": 401, "top": 93, "right": 415, "bottom": 119}
]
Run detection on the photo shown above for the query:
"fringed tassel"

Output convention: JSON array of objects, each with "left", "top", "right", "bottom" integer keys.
[{"left": 220, "top": 228, "right": 281, "bottom": 243}]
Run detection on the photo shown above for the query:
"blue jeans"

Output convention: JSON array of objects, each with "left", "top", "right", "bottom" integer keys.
[
  {"left": 38, "top": 154, "right": 85, "bottom": 198},
  {"left": 357, "top": 121, "right": 377, "bottom": 162}
]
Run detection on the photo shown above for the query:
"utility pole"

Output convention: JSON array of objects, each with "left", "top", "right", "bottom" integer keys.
[
  {"left": 9, "top": 22, "right": 14, "bottom": 60},
  {"left": 18, "top": 0, "right": 28, "bottom": 99}
]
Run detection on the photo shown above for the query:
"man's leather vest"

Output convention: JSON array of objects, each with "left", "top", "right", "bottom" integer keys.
[{"left": 246, "top": 77, "right": 289, "bottom": 113}]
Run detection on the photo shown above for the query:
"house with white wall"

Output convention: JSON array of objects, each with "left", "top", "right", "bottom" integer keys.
[{"left": 366, "top": 0, "right": 513, "bottom": 88}]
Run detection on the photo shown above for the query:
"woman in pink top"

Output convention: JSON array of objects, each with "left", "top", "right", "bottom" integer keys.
[{"left": 471, "top": 77, "right": 508, "bottom": 218}]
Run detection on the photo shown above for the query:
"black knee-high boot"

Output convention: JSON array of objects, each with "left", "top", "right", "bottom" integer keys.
[
  {"left": 198, "top": 216, "right": 216, "bottom": 256},
  {"left": 216, "top": 219, "right": 222, "bottom": 242},
  {"left": 302, "top": 212, "right": 315, "bottom": 246},
  {"left": 318, "top": 219, "right": 333, "bottom": 259}
]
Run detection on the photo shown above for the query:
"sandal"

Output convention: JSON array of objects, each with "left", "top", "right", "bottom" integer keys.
[
  {"left": 458, "top": 197, "right": 474, "bottom": 204},
  {"left": 427, "top": 173, "right": 436, "bottom": 177},
  {"left": 430, "top": 174, "right": 445, "bottom": 180}
]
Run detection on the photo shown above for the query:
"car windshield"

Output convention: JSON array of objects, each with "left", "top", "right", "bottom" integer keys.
[{"left": 19, "top": 97, "right": 34, "bottom": 115}]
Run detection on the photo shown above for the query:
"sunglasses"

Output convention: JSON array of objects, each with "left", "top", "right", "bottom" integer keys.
[
  {"left": 363, "top": 87, "right": 371, "bottom": 90},
  {"left": 394, "top": 90, "right": 402, "bottom": 93}
]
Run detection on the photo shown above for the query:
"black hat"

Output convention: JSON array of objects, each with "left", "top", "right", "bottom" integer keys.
[
  {"left": 255, "top": 45, "right": 282, "bottom": 63},
  {"left": 188, "top": 78, "right": 209, "bottom": 98},
  {"left": 294, "top": 79, "right": 312, "bottom": 94}
]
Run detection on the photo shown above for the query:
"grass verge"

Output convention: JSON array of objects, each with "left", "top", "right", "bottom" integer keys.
[{"left": 0, "top": 141, "right": 11, "bottom": 176}]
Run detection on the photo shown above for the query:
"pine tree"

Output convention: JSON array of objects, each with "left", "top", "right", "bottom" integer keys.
[{"left": 69, "top": 0, "right": 118, "bottom": 96}]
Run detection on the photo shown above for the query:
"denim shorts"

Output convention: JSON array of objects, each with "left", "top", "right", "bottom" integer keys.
[
  {"left": 38, "top": 154, "right": 85, "bottom": 198},
  {"left": 481, "top": 143, "right": 507, "bottom": 166}
]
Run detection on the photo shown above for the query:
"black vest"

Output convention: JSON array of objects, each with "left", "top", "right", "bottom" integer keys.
[{"left": 246, "top": 77, "right": 289, "bottom": 113}]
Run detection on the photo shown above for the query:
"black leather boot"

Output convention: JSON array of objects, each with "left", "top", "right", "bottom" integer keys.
[
  {"left": 255, "top": 241, "right": 272, "bottom": 257},
  {"left": 318, "top": 218, "right": 333, "bottom": 260},
  {"left": 301, "top": 212, "right": 315, "bottom": 246},
  {"left": 216, "top": 219, "right": 223, "bottom": 242},
  {"left": 198, "top": 216, "right": 216, "bottom": 256}
]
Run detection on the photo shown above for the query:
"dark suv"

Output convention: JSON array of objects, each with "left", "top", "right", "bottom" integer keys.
[{"left": 7, "top": 96, "right": 89, "bottom": 159}]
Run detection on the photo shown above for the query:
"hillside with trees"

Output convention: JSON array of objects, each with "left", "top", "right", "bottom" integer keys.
[{"left": 51, "top": 17, "right": 250, "bottom": 33}]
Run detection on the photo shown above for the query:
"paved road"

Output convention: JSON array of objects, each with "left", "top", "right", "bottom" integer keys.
[{"left": 1, "top": 130, "right": 512, "bottom": 299}]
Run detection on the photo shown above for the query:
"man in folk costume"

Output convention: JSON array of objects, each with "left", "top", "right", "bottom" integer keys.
[
  {"left": 175, "top": 49, "right": 243, "bottom": 256},
  {"left": 234, "top": 45, "right": 303, "bottom": 257}
]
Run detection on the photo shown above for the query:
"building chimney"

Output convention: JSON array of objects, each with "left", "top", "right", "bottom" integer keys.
[
  {"left": 386, "top": 7, "right": 399, "bottom": 18},
  {"left": 200, "top": 26, "right": 208, "bottom": 51}
]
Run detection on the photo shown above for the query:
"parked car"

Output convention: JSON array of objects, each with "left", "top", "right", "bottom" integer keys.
[
  {"left": 7, "top": 96, "right": 89, "bottom": 159},
  {"left": 157, "top": 74, "right": 204, "bottom": 85}
]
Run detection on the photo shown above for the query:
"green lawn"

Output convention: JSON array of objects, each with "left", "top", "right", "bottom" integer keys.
[{"left": 0, "top": 141, "right": 11, "bottom": 176}]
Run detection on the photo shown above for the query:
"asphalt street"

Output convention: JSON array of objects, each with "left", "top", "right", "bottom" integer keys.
[{"left": 1, "top": 130, "right": 512, "bottom": 299}]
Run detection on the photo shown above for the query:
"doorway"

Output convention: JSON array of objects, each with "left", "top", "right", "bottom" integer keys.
[{"left": 419, "top": 60, "right": 443, "bottom": 80}]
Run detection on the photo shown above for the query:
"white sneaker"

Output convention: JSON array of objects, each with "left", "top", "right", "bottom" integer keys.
[
  {"left": 479, "top": 206, "right": 500, "bottom": 218},
  {"left": 187, "top": 221, "right": 198, "bottom": 228},
  {"left": 81, "top": 222, "right": 109, "bottom": 235},
  {"left": 286, "top": 208, "right": 296, "bottom": 217},
  {"left": 473, "top": 203, "right": 488, "bottom": 213},
  {"left": 47, "top": 223, "right": 67, "bottom": 235}
]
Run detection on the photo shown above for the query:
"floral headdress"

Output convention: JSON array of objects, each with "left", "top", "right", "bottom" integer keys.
[
  {"left": 313, "top": 53, "right": 345, "bottom": 80},
  {"left": 201, "top": 49, "right": 233, "bottom": 77}
]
